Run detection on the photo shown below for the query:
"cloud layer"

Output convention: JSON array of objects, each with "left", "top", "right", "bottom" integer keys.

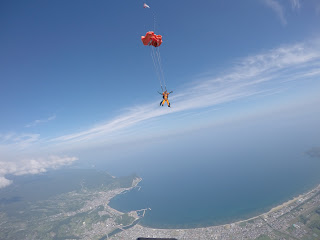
[{"left": 0, "top": 156, "right": 78, "bottom": 188}]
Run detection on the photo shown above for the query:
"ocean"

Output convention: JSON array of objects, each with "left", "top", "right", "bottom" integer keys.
[
  {"left": 107, "top": 120, "right": 320, "bottom": 228},
  {"left": 109, "top": 153, "right": 320, "bottom": 228}
]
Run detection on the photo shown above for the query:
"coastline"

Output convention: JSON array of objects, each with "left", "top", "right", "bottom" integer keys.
[
  {"left": 111, "top": 177, "right": 319, "bottom": 229},
  {"left": 222, "top": 184, "right": 319, "bottom": 227},
  {"left": 109, "top": 182, "right": 320, "bottom": 239}
]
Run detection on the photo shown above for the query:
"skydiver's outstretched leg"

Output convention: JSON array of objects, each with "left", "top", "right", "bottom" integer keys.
[
  {"left": 166, "top": 100, "right": 170, "bottom": 107},
  {"left": 161, "top": 100, "right": 166, "bottom": 106}
]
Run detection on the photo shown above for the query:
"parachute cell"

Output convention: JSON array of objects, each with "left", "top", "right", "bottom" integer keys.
[{"left": 141, "top": 31, "right": 162, "bottom": 47}]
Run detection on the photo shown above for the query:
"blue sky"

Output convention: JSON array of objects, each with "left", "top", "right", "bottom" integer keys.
[{"left": 1, "top": 0, "right": 320, "bottom": 187}]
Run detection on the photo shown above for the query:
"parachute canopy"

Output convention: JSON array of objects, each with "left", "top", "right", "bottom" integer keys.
[
  {"left": 141, "top": 31, "right": 162, "bottom": 47},
  {"left": 143, "top": 3, "right": 150, "bottom": 8}
]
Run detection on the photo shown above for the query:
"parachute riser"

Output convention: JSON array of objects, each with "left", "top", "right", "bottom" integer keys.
[{"left": 142, "top": 3, "right": 168, "bottom": 93}]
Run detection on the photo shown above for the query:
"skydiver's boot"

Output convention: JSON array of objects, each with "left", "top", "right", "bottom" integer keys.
[
  {"left": 160, "top": 101, "right": 162, "bottom": 106},
  {"left": 168, "top": 103, "right": 171, "bottom": 107}
]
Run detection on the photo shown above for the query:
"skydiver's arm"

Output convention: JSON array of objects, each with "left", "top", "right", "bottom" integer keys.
[
  {"left": 157, "top": 91, "right": 162, "bottom": 95},
  {"left": 169, "top": 91, "right": 173, "bottom": 94}
]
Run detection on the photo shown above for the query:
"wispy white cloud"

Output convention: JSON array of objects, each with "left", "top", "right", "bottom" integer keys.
[
  {"left": 261, "top": 0, "right": 320, "bottom": 24},
  {"left": 0, "top": 155, "right": 78, "bottom": 188},
  {"left": 0, "top": 133, "right": 40, "bottom": 150},
  {"left": 25, "top": 115, "right": 56, "bottom": 128},
  {"left": 316, "top": 4, "right": 320, "bottom": 15},
  {"left": 290, "top": 0, "right": 301, "bottom": 10},
  {"left": 262, "top": 0, "right": 287, "bottom": 25},
  {"left": 49, "top": 39, "right": 320, "bottom": 146}
]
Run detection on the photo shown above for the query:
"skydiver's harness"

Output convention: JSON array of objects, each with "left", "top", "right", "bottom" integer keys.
[
  {"left": 163, "top": 93, "right": 168, "bottom": 100},
  {"left": 158, "top": 91, "right": 169, "bottom": 100}
]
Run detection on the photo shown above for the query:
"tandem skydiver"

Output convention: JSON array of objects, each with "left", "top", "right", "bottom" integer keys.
[{"left": 158, "top": 90, "right": 173, "bottom": 107}]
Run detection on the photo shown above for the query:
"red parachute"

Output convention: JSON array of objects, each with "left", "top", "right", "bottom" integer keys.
[
  {"left": 141, "top": 7, "right": 168, "bottom": 92},
  {"left": 141, "top": 31, "right": 162, "bottom": 47}
]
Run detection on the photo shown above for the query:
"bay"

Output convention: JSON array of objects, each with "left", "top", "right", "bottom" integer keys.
[{"left": 108, "top": 120, "right": 320, "bottom": 228}]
